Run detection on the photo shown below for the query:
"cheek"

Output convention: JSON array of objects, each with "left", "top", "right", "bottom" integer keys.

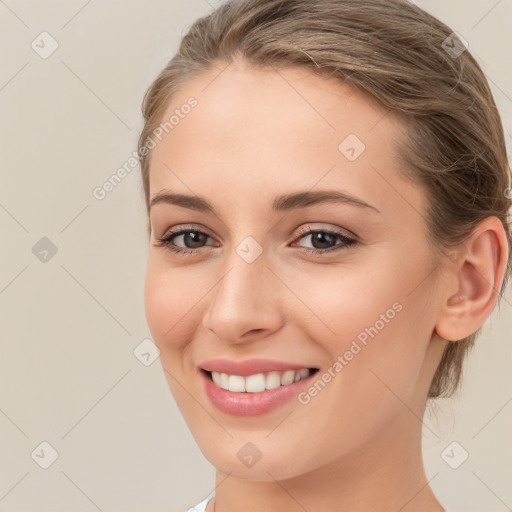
[
  {"left": 144, "top": 258, "right": 202, "bottom": 350},
  {"left": 295, "top": 252, "right": 433, "bottom": 404},
  {"left": 290, "top": 259, "right": 401, "bottom": 350},
  {"left": 144, "top": 261, "right": 202, "bottom": 409}
]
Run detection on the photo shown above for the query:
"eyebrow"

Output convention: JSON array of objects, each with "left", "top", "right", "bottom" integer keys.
[{"left": 149, "top": 189, "right": 380, "bottom": 214}]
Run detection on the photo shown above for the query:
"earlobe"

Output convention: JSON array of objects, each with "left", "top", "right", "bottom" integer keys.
[{"left": 434, "top": 217, "right": 509, "bottom": 342}]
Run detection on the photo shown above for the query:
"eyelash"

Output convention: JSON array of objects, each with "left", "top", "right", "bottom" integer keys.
[{"left": 154, "top": 225, "right": 357, "bottom": 257}]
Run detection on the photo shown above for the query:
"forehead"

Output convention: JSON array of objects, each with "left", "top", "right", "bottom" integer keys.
[{"left": 147, "top": 59, "right": 423, "bottom": 218}]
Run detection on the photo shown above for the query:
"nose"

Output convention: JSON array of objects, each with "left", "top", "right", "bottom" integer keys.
[{"left": 201, "top": 247, "right": 284, "bottom": 345}]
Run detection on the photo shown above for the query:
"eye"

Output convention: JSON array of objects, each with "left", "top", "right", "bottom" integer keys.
[
  {"left": 153, "top": 224, "right": 358, "bottom": 257},
  {"left": 291, "top": 226, "right": 357, "bottom": 255},
  {"left": 154, "top": 225, "right": 216, "bottom": 256}
]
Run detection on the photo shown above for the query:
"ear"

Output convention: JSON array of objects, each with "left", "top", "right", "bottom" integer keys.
[{"left": 435, "top": 217, "right": 510, "bottom": 342}]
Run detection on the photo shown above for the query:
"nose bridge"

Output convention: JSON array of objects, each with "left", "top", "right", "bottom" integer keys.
[{"left": 202, "top": 236, "right": 283, "bottom": 342}]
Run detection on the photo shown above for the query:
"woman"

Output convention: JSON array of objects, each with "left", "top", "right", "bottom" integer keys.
[{"left": 138, "top": 0, "right": 511, "bottom": 510}]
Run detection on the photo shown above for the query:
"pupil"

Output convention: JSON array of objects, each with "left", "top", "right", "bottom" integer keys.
[
  {"left": 185, "top": 231, "right": 206, "bottom": 248},
  {"left": 312, "top": 232, "right": 335, "bottom": 249}
]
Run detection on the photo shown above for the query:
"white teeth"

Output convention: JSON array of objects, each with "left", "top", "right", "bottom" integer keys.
[
  {"left": 266, "top": 371, "right": 281, "bottom": 390},
  {"left": 212, "top": 371, "right": 222, "bottom": 387},
  {"left": 299, "top": 368, "right": 309, "bottom": 379},
  {"left": 228, "top": 375, "right": 245, "bottom": 392},
  {"left": 209, "top": 368, "right": 313, "bottom": 393},
  {"left": 281, "top": 370, "right": 295, "bottom": 386},
  {"left": 245, "top": 373, "right": 266, "bottom": 393},
  {"left": 220, "top": 372, "right": 229, "bottom": 389}
]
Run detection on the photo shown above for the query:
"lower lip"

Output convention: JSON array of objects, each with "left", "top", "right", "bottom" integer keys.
[{"left": 200, "top": 370, "right": 317, "bottom": 416}]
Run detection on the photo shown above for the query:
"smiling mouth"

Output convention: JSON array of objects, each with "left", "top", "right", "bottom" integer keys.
[{"left": 201, "top": 368, "right": 319, "bottom": 393}]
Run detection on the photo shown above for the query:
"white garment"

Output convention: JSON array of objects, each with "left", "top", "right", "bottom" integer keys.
[
  {"left": 186, "top": 495, "right": 214, "bottom": 512},
  {"left": 186, "top": 496, "right": 453, "bottom": 512}
]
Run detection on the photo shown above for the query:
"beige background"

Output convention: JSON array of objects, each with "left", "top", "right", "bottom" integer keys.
[{"left": 0, "top": 1, "right": 510, "bottom": 511}]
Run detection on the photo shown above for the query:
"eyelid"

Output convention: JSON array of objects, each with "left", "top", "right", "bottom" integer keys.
[
  {"left": 154, "top": 222, "right": 358, "bottom": 256},
  {"left": 157, "top": 223, "right": 355, "bottom": 243},
  {"left": 157, "top": 223, "right": 214, "bottom": 240},
  {"left": 294, "top": 223, "right": 357, "bottom": 241}
]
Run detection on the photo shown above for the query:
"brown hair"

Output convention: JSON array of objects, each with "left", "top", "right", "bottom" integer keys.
[{"left": 138, "top": 0, "right": 511, "bottom": 398}]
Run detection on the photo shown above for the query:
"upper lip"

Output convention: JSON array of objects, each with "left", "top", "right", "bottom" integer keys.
[{"left": 199, "top": 358, "right": 317, "bottom": 376}]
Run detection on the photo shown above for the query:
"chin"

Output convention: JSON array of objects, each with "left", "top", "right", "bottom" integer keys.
[{"left": 197, "top": 435, "right": 319, "bottom": 482}]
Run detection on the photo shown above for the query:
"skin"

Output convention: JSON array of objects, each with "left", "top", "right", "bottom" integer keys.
[{"left": 144, "top": 57, "right": 509, "bottom": 512}]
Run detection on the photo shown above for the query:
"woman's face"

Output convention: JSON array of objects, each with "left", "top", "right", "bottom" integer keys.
[{"left": 144, "top": 58, "right": 448, "bottom": 480}]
